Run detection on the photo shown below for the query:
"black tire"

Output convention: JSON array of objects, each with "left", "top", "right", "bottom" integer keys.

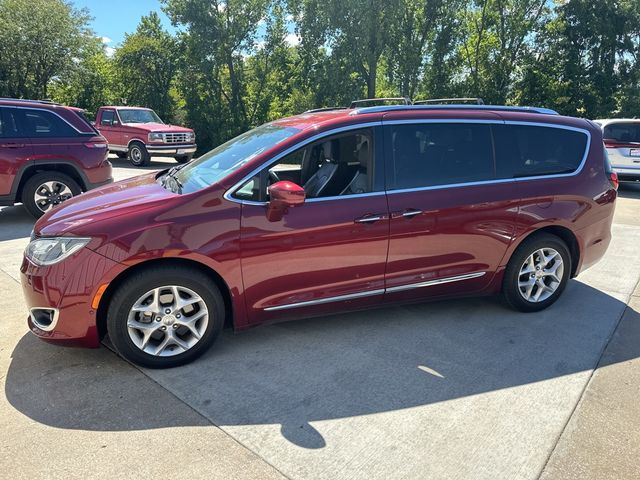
[
  {"left": 127, "top": 141, "right": 150, "bottom": 166},
  {"left": 21, "top": 171, "right": 81, "bottom": 218},
  {"left": 175, "top": 155, "right": 192, "bottom": 164},
  {"left": 502, "top": 233, "right": 572, "bottom": 312},
  {"left": 107, "top": 265, "right": 225, "bottom": 368},
  {"left": 115, "top": 152, "right": 127, "bottom": 159}
]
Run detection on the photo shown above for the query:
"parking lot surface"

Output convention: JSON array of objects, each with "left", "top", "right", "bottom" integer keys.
[{"left": 1, "top": 157, "right": 639, "bottom": 479}]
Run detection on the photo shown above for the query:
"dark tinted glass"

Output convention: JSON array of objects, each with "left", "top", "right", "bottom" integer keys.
[
  {"left": 20, "top": 109, "right": 78, "bottom": 138},
  {"left": 495, "top": 124, "right": 588, "bottom": 178},
  {"left": 603, "top": 122, "right": 640, "bottom": 143},
  {"left": 389, "top": 123, "right": 495, "bottom": 189},
  {"left": 101, "top": 110, "right": 115, "bottom": 126},
  {"left": 0, "top": 108, "right": 21, "bottom": 137}
]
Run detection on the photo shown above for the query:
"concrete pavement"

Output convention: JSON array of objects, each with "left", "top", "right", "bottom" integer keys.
[{"left": 1, "top": 159, "right": 639, "bottom": 479}]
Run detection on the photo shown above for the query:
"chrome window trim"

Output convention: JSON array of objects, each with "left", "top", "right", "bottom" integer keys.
[
  {"left": 223, "top": 121, "right": 383, "bottom": 205},
  {"left": 263, "top": 271, "right": 487, "bottom": 311},
  {"left": 264, "top": 289, "right": 385, "bottom": 311},
  {"left": 384, "top": 119, "right": 592, "bottom": 195},
  {"left": 6, "top": 105, "right": 93, "bottom": 135}
]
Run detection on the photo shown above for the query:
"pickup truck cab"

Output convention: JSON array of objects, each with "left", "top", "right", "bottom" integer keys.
[{"left": 96, "top": 106, "right": 196, "bottom": 166}]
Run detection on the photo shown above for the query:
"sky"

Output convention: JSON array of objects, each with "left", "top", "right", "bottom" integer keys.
[{"left": 73, "top": 0, "right": 175, "bottom": 53}]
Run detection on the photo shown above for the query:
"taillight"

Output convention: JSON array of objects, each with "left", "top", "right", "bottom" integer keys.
[
  {"left": 84, "top": 142, "right": 107, "bottom": 149},
  {"left": 610, "top": 171, "right": 619, "bottom": 190}
]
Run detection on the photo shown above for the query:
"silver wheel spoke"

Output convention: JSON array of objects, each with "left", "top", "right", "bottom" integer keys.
[{"left": 127, "top": 320, "right": 161, "bottom": 349}]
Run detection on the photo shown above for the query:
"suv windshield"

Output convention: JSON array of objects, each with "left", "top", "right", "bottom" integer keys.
[
  {"left": 118, "top": 109, "right": 162, "bottom": 124},
  {"left": 604, "top": 122, "right": 640, "bottom": 144},
  {"left": 170, "top": 123, "right": 301, "bottom": 194}
]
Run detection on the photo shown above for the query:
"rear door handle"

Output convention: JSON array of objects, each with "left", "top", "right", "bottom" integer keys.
[
  {"left": 392, "top": 209, "right": 423, "bottom": 219},
  {"left": 0, "top": 143, "right": 25, "bottom": 148},
  {"left": 354, "top": 214, "right": 386, "bottom": 224}
]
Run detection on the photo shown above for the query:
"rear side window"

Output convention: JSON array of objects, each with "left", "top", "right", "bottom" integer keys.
[
  {"left": 603, "top": 122, "right": 640, "bottom": 143},
  {"left": 495, "top": 124, "right": 588, "bottom": 178},
  {"left": 20, "top": 109, "right": 78, "bottom": 138},
  {"left": 388, "top": 123, "right": 495, "bottom": 190}
]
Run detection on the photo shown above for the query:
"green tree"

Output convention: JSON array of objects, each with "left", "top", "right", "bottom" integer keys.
[
  {"left": 115, "top": 12, "right": 180, "bottom": 121},
  {"left": 0, "top": 0, "right": 94, "bottom": 99}
]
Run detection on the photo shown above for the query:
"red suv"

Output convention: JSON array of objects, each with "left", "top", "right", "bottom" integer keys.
[
  {"left": 0, "top": 98, "right": 112, "bottom": 217},
  {"left": 21, "top": 103, "right": 617, "bottom": 368}
]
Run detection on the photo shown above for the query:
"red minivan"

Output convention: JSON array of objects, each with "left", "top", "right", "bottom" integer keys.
[{"left": 21, "top": 104, "right": 617, "bottom": 368}]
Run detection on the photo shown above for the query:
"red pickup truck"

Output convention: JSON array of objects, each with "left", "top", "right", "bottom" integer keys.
[{"left": 95, "top": 106, "right": 196, "bottom": 166}]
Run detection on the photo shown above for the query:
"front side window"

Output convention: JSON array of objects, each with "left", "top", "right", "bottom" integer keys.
[
  {"left": 495, "top": 124, "right": 588, "bottom": 178},
  {"left": 118, "top": 109, "right": 162, "bottom": 124},
  {"left": 101, "top": 110, "right": 115, "bottom": 126},
  {"left": 388, "top": 123, "right": 495, "bottom": 190},
  {"left": 233, "top": 129, "right": 374, "bottom": 202},
  {"left": 173, "top": 123, "right": 301, "bottom": 194},
  {"left": 20, "top": 109, "right": 78, "bottom": 138}
]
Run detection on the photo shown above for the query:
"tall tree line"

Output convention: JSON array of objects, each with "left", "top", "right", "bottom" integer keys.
[{"left": 1, "top": 0, "right": 639, "bottom": 152}]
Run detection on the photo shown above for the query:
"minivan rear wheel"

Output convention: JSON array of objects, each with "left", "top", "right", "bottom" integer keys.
[
  {"left": 107, "top": 266, "right": 225, "bottom": 368},
  {"left": 502, "top": 233, "right": 571, "bottom": 312},
  {"left": 22, "top": 171, "right": 81, "bottom": 218}
]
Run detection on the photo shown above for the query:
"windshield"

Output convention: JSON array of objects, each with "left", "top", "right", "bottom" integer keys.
[
  {"left": 172, "top": 123, "right": 301, "bottom": 194},
  {"left": 604, "top": 122, "right": 640, "bottom": 144},
  {"left": 118, "top": 109, "right": 163, "bottom": 124}
]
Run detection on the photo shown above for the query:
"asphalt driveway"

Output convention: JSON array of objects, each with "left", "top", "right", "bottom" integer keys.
[{"left": 1, "top": 157, "right": 639, "bottom": 479}]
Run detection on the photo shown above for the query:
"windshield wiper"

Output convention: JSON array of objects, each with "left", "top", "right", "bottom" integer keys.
[{"left": 162, "top": 164, "right": 185, "bottom": 193}]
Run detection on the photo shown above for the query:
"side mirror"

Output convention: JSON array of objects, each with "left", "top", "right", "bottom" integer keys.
[{"left": 267, "top": 181, "right": 305, "bottom": 221}]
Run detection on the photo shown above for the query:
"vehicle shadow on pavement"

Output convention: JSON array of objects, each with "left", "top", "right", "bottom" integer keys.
[
  {"left": 0, "top": 206, "right": 34, "bottom": 241},
  {"left": 5, "top": 280, "right": 637, "bottom": 449},
  {"left": 618, "top": 182, "right": 640, "bottom": 199}
]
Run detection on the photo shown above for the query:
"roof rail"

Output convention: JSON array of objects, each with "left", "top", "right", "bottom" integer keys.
[
  {"left": 0, "top": 97, "right": 59, "bottom": 105},
  {"left": 304, "top": 106, "right": 349, "bottom": 113},
  {"left": 414, "top": 97, "right": 485, "bottom": 105},
  {"left": 349, "top": 97, "right": 412, "bottom": 109},
  {"left": 349, "top": 104, "right": 559, "bottom": 116}
]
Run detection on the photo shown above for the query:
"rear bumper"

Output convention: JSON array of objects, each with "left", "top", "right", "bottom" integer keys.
[
  {"left": 146, "top": 144, "right": 197, "bottom": 156},
  {"left": 612, "top": 165, "right": 640, "bottom": 180}
]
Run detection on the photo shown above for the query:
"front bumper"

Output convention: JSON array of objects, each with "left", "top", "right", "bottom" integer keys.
[
  {"left": 20, "top": 247, "right": 122, "bottom": 348},
  {"left": 146, "top": 144, "right": 197, "bottom": 156}
]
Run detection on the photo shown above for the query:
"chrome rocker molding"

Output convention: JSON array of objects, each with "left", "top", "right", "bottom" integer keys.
[{"left": 264, "top": 271, "right": 486, "bottom": 311}]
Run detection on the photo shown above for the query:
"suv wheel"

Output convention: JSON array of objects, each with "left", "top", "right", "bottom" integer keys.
[
  {"left": 128, "top": 142, "right": 150, "bottom": 167},
  {"left": 175, "top": 155, "right": 192, "bottom": 164},
  {"left": 22, "top": 172, "right": 81, "bottom": 218},
  {"left": 107, "top": 266, "right": 225, "bottom": 368},
  {"left": 502, "top": 233, "right": 571, "bottom": 312}
]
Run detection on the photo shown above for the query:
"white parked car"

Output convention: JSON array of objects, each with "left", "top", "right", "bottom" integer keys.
[{"left": 594, "top": 119, "right": 640, "bottom": 181}]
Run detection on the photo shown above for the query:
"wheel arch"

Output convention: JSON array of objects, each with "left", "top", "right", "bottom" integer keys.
[
  {"left": 127, "top": 138, "right": 148, "bottom": 148},
  {"left": 508, "top": 225, "right": 580, "bottom": 278},
  {"left": 17, "top": 162, "right": 88, "bottom": 201},
  {"left": 96, "top": 257, "right": 234, "bottom": 340}
]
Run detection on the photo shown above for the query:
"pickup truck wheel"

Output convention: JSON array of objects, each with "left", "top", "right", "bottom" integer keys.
[
  {"left": 128, "top": 142, "right": 150, "bottom": 167},
  {"left": 22, "top": 171, "right": 81, "bottom": 218},
  {"left": 175, "top": 155, "right": 192, "bottom": 164}
]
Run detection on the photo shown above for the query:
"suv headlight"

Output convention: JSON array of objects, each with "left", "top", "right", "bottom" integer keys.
[
  {"left": 25, "top": 237, "right": 91, "bottom": 266},
  {"left": 149, "top": 132, "right": 164, "bottom": 142}
]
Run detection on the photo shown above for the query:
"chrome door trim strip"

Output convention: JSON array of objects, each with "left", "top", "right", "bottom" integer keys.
[
  {"left": 263, "top": 289, "right": 386, "bottom": 311},
  {"left": 263, "top": 271, "right": 487, "bottom": 311},
  {"left": 385, "top": 272, "right": 487, "bottom": 293},
  {"left": 223, "top": 121, "right": 383, "bottom": 205}
]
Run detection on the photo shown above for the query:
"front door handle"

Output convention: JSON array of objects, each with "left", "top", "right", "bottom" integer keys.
[
  {"left": 354, "top": 214, "right": 385, "bottom": 224},
  {"left": 0, "top": 143, "right": 25, "bottom": 148}
]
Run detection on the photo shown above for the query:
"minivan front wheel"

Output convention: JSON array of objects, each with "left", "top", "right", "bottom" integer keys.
[
  {"left": 22, "top": 171, "right": 81, "bottom": 218},
  {"left": 107, "top": 266, "right": 225, "bottom": 368},
  {"left": 503, "top": 233, "right": 571, "bottom": 312}
]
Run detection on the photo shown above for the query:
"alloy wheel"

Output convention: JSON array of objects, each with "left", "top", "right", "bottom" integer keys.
[
  {"left": 517, "top": 247, "right": 564, "bottom": 303},
  {"left": 34, "top": 181, "right": 74, "bottom": 212},
  {"left": 126, "top": 285, "right": 209, "bottom": 357}
]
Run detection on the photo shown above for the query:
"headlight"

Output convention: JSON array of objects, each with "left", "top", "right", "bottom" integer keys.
[
  {"left": 25, "top": 237, "right": 91, "bottom": 266},
  {"left": 187, "top": 132, "right": 195, "bottom": 142},
  {"left": 149, "top": 132, "right": 164, "bottom": 142}
]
